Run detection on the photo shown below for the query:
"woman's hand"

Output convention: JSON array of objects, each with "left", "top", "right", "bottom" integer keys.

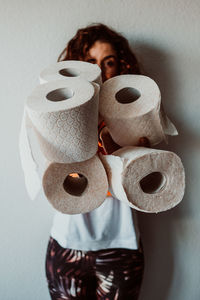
[
  {"left": 99, "top": 127, "right": 121, "bottom": 155},
  {"left": 100, "top": 127, "right": 151, "bottom": 155},
  {"left": 138, "top": 137, "right": 150, "bottom": 148}
]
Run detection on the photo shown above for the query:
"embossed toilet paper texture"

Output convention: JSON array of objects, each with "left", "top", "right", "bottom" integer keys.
[
  {"left": 100, "top": 146, "right": 185, "bottom": 213},
  {"left": 26, "top": 79, "right": 99, "bottom": 163}
]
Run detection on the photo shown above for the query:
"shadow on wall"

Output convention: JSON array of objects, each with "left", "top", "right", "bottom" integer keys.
[{"left": 129, "top": 41, "right": 199, "bottom": 300}]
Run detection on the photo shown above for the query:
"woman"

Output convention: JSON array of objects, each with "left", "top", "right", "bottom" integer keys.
[{"left": 45, "top": 24, "right": 147, "bottom": 300}]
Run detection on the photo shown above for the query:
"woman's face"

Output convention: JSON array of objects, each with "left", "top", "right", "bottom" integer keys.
[{"left": 85, "top": 41, "right": 119, "bottom": 82}]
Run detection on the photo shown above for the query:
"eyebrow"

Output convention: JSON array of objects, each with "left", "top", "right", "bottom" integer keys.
[
  {"left": 87, "top": 55, "right": 117, "bottom": 62},
  {"left": 102, "top": 55, "right": 117, "bottom": 62}
]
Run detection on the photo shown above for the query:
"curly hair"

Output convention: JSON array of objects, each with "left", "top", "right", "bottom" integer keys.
[{"left": 58, "top": 23, "right": 141, "bottom": 75}]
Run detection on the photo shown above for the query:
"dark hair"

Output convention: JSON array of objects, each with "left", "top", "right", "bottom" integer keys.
[{"left": 58, "top": 23, "right": 141, "bottom": 75}]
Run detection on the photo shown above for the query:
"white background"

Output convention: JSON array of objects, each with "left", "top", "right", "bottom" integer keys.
[{"left": 0, "top": 0, "right": 200, "bottom": 299}]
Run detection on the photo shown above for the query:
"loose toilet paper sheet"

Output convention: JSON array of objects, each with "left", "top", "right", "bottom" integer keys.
[{"left": 19, "top": 109, "right": 42, "bottom": 200}]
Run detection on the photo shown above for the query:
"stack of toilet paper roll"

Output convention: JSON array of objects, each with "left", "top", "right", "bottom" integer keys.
[
  {"left": 24, "top": 60, "right": 185, "bottom": 214},
  {"left": 25, "top": 61, "right": 108, "bottom": 214}
]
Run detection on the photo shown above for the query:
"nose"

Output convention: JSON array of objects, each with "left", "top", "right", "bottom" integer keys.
[
  {"left": 96, "top": 60, "right": 101, "bottom": 68},
  {"left": 96, "top": 61, "right": 106, "bottom": 81}
]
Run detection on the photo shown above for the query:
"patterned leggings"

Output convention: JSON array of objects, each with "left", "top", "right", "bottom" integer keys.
[{"left": 45, "top": 237, "right": 144, "bottom": 300}]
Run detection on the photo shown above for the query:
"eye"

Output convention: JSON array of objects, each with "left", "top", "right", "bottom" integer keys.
[
  {"left": 103, "top": 57, "right": 118, "bottom": 69},
  {"left": 107, "top": 61, "right": 114, "bottom": 67}
]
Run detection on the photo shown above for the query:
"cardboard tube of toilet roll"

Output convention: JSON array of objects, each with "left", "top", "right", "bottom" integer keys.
[
  {"left": 100, "top": 146, "right": 185, "bottom": 213},
  {"left": 42, "top": 154, "right": 108, "bottom": 214},
  {"left": 26, "top": 78, "right": 99, "bottom": 163},
  {"left": 39, "top": 60, "right": 102, "bottom": 85},
  {"left": 99, "top": 74, "right": 178, "bottom": 146}
]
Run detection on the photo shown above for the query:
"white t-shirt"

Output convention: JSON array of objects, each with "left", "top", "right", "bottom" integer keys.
[
  {"left": 19, "top": 110, "right": 140, "bottom": 251},
  {"left": 51, "top": 197, "right": 140, "bottom": 251}
]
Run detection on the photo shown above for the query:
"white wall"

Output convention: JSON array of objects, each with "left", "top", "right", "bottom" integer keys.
[{"left": 0, "top": 0, "right": 199, "bottom": 299}]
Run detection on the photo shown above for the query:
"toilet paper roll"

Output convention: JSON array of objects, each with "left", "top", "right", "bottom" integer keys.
[
  {"left": 40, "top": 60, "right": 102, "bottom": 85},
  {"left": 100, "top": 146, "right": 185, "bottom": 213},
  {"left": 42, "top": 154, "right": 108, "bottom": 214},
  {"left": 26, "top": 78, "right": 99, "bottom": 163},
  {"left": 99, "top": 75, "right": 178, "bottom": 147}
]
